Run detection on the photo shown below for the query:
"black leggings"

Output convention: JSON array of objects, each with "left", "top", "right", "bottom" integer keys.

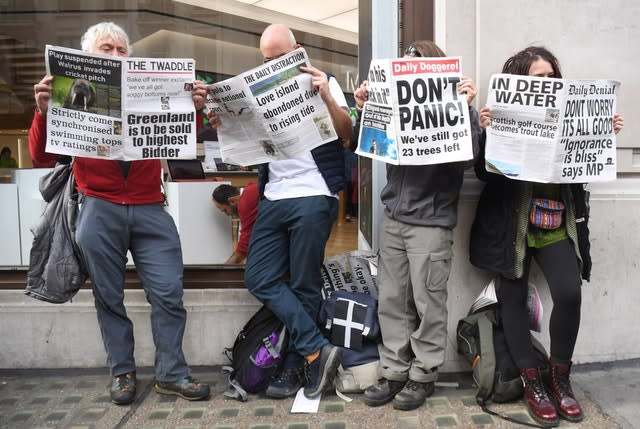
[{"left": 498, "top": 238, "right": 582, "bottom": 368}]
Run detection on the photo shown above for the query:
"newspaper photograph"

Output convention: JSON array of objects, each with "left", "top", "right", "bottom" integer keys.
[
  {"left": 204, "top": 48, "right": 337, "bottom": 166},
  {"left": 356, "top": 56, "right": 473, "bottom": 165},
  {"left": 485, "top": 73, "right": 619, "bottom": 183},
  {"left": 45, "top": 45, "right": 197, "bottom": 160}
]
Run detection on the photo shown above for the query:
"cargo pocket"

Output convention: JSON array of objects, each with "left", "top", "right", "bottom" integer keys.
[{"left": 427, "top": 249, "right": 452, "bottom": 292}]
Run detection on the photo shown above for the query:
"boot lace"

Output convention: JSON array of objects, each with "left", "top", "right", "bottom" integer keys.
[
  {"left": 552, "top": 368, "right": 574, "bottom": 396},
  {"left": 276, "top": 367, "right": 302, "bottom": 383},
  {"left": 404, "top": 380, "right": 422, "bottom": 391},
  {"left": 523, "top": 375, "right": 548, "bottom": 401},
  {"left": 114, "top": 373, "right": 133, "bottom": 392}
]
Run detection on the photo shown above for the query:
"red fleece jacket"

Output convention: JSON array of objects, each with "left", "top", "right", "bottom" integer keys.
[{"left": 29, "top": 110, "right": 204, "bottom": 205}]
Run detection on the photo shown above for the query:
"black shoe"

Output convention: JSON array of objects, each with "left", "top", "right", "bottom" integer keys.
[
  {"left": 363, "top": 378, "right": 406, "bottom": 407},
  {"left": 110, "top": 372, "right": 136, "bottom": 405},
  {"left": 154, "top": 376, "right": 210, "bottom": 401},
  {"left": 303, "top": 343, "right": 343, "bottom": 398},
  {"left": 392, "top": 380, "right": 435, "bottom": 411},
  {"left": 266, "top": 367, "right": 305, "bottom": 398}
]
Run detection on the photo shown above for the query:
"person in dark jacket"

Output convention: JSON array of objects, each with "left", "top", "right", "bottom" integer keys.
[
  {"left": 355, "top": 40, "right": 482, "bottom": 411},
  {"left": 469, "top": 46, "right": 624, "bottom": 426},
  {"left": 30, "top": 22, "right": 210, "bottom": 405}
]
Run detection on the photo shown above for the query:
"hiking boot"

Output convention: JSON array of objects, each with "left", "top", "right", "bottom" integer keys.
[
  {"left": 544, "top": 359, "right": 583, "bottom": 422},
  {"left": 266, "top": 367, "right": 305, "bottom": 398},
  {"left": 154, "top": 376, "right": 210, "bottom": 401},
  {"left": 392, "top": 380, "right": 435, "bottom": 411},
  {"left": 110, "top": 372, "right": 136, "bottom": 405},
  {"left": 303, "top": 343, "right": 343, "bottom": 398},
  {"left": 521, "top": 368, "right": 559, "bottom": 427},
  {"left": 363, "top": 378, "right": 406, "bottom": 407}
]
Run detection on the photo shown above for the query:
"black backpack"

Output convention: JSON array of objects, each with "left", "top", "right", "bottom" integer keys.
[
  {"left": 457, "top": 305, "right": 549, "bottom": 428},
  {"left": 223, "top": 305, "right": 288, "bottom": 401}
]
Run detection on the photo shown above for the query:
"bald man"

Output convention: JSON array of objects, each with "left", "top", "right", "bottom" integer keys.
[{"left": 242, "top": 24, "right": 352, "bottom": 399}]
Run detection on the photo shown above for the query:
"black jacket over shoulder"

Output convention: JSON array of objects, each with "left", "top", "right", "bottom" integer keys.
[
  {"left": 469, "top": 166, "right": 521, "bottom": 279},
  {"left": 25, "top": 163, "right": 88, "bottom": 303}
]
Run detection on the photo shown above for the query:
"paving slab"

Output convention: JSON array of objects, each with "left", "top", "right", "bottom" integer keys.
[{"left": 0, "top": 364, "right": 630, "bottom": 429}]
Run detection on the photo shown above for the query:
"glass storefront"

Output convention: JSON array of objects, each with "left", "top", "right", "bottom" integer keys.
[
  {"left": 0, "top": 1, "right": 363, "bottom": 263},
  {"left": 0, "top": 1, "right": 359, "bottom": 167}
]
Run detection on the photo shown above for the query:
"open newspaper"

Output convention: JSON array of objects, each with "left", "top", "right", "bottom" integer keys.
[
  {"left": 485, "top": 74, "right": 619, "bottom": 182},
  {"left": 470, "top": 278, "right": 543, "bottom": 332},
  {"left": 356, "top": 56, "right": 473, "bottom": 165},
  {"left": 204, "top": 48, "right": 338, "bottom": 166},
  {"left": 44, "top": 45, "right": 197, "bottom": 160}
]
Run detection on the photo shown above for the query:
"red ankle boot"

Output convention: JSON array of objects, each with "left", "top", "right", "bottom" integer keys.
[
  {"left": 544, "top": 359, "right": 584, "bottom": 422},
  {"left": 520, "top": 368, "right": 559, "bottom": 427}
]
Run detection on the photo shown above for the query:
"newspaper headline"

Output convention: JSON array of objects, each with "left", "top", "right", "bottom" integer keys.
[
  {"left": 356, "top": 56, "right": 473, "bottom": 165},
  {"left": 45, "top": 45, "right": 197, "bottom": 160},
  {"left": 485, "top": 73, "right": 619, "bottom": 182},
  {"left": 204, "top": 48, "right": 338, "bottom": 166}
]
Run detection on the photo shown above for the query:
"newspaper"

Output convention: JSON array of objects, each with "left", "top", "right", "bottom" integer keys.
[
  {"left": 355, "top": 56, "right": 473, "bottom": 165},
  {"left": 44, "top": 45, "right": 197, "bottom": 160},
  {"left": 485, "top": 74, "right": 619, "bottom": 183},
  {"left": 204, "top": 48, "right": 338, "bottom": 166},
  {"left": 470, "top": 278, "right": 543, "bottom": 332}
]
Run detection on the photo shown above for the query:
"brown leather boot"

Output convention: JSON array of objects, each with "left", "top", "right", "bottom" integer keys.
[
  {"left": 544, "top": 359, "right": 584, "bottom": 422},
  {"left": 520, "top": 368, "right": 559, "bottom": 427}
]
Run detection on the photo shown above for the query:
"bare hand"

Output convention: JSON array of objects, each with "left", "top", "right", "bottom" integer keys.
[
  {"left": 479, "top": 106, "right": 492, "bottom": 129},
  {"left": 207, "top": 110, "right": 221, "bottom": 129},
  {"left": 191, "top": 80, "right": 208, "bottom": 111},
  {"left": 354, "top": 81, "right": 369, "bottom": 109},
  {"left": 299, "top": 65, "right": 330, "bottom": 101},
  {"left": 458, "top": 76, "right": 477, "bottom": 105},
  {"left": 34, "top": 75, "right": 53, "bottom": 115},
  {"left": 614, "top": 113, "right": 624, "bottom": 134}
]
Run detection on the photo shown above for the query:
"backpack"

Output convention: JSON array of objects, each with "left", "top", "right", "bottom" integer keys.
[
  {"left": 457, "top": 305, "right": 549, "bottom": 427},
  {"left": 223, "top": 305, "right": 288, "bottom": 401},
  {"left": 319, "top": 252, "right": 380, "bottom": 392}
]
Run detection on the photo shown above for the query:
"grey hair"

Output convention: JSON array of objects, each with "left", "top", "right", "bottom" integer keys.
[{"left": 80, "top": 22, "right": 131, "bottom": 53}]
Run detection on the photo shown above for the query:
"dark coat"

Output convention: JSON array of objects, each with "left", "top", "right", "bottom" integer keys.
[
  {"left": 25, "top": 163, "right": 88, "bottom": 303},
  {"left": 469, "top": 132, "right": 592, "bottom": 281}
]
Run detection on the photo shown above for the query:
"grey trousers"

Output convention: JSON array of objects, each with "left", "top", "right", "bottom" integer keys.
[
  {"left": 75, "top": 196, "right": 189, "bottom": 381},
  {"left": 376, "top": 214, "right": 453, "bottom": 384}
]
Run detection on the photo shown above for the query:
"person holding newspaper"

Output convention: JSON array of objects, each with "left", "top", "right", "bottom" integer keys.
[
  {"left": 353, "top": 40, "right": 482, "bottom": 411},
  {"left": 209, "top": 23, "right": 352, "bottom": 399},
  {"left": 469, "top": 46, "right": 624, "bottom": 426},
  {"left": 29, "top": 22, "right": 210, "bottom": 405}
]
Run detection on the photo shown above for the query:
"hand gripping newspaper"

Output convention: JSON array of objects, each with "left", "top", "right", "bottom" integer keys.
[
  {"left": 44, "top": 45, "right": 197, "bottom": 160},
  {"left": 355, "top": 56, "right": 474, "bottom": 165},
  {"left": 484, "top": 74, "right": 619, "bottom": 183},
  {"left": 204, "top": 48, "right": 339, "bottom": 166}
]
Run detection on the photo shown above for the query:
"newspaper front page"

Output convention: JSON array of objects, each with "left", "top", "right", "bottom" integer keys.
[
  {"left": 485, "top": 74, "right": 619, "bottom": 183},
  {"left": 204, "top": 48, "right": 338, "bottom": 167},
  {"left": 355, "top": 56, "right": 473, "bottom": 165},
  {"left": 45, "top": 45, "right": 197, "bottom": 160}
]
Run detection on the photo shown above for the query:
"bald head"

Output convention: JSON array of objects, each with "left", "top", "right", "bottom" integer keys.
[{"left": 260, "top": 24, "right": 298, "bottom": 61}]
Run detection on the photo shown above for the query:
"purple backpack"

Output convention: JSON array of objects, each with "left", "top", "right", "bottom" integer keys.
[{"left": 223, "top": 305, "right": 288, "bottom": 401}]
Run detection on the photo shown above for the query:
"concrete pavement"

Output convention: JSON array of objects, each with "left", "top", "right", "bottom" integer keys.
[{"left": 0, "top": 359, "right": 637, "bottom": 429}]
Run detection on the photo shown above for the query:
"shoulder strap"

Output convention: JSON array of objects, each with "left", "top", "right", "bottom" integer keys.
[
  {"left": 475, "top": 313, "right": 496, "bottom": 402},
  {"left": 222, "top": 365, "right": 248, "bottom": 402},
  {"left": 475, "top": 312, "right": 548, "bottom": 429}
]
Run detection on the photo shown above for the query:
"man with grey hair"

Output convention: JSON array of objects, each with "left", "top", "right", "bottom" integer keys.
[{"left": 30, "top": 22, "right": 210, "bottom": 405}]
